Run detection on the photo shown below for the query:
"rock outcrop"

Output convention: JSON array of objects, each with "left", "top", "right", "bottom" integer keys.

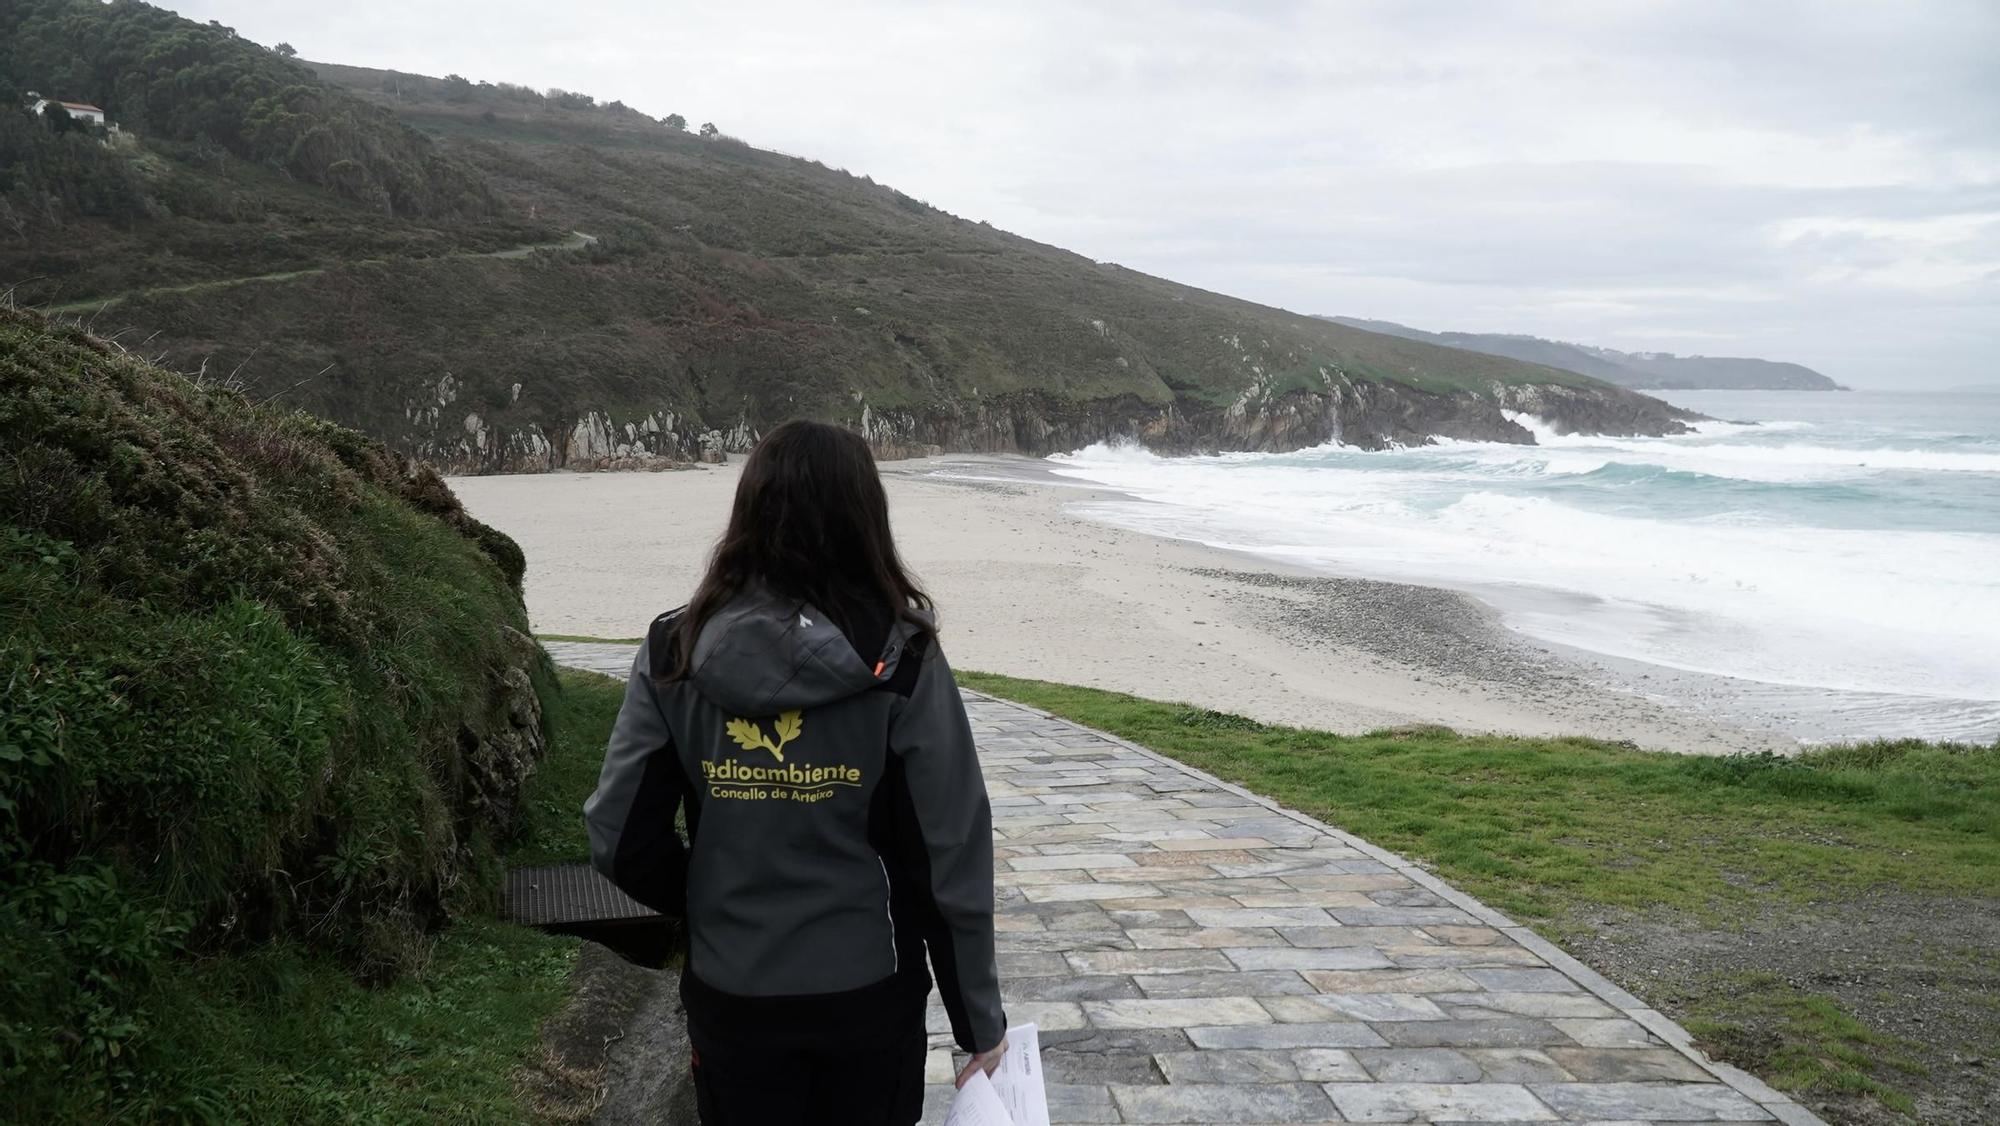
[
  {"left": 409, "top": 374, "right": 1699, "bottom": 474},
  {"left": 520, "top": 942, "right": 697, "bottom": 1125}
]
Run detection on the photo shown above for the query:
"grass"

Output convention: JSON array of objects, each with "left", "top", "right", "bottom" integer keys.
[
  {"left": 61, "top": 667, "right": 627, "bottom": 1123},
  {"left": 1685, "top": 974, "right": 1928, "bottom": 1116},
  {"left": 959, "top": 672, "right": 1997, "bottom": 924},
  {"left": 960, "top": 670, "right": 1998, "bottom": 1119},
  {"left": 115, "top": 921, "right": 579, "bottom": 1124},
  {"left": 512, "top": 668, "right": 628, "bottom": 866}
]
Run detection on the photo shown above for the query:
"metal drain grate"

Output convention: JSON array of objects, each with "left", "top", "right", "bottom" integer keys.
[{"left": 504, "top": 864, "right": 660, "bottom": 927}]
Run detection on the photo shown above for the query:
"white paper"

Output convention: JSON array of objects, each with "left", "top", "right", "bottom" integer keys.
[
  {"left": 990, "top": 1024, "right": 1051, "bottom": 1126},
  {"left": 940, "top": 1024, "right": 1050, "bottom": 1126},
  {"left": 942, "top": 1069, "right": 1012, "bottom": 1126}
]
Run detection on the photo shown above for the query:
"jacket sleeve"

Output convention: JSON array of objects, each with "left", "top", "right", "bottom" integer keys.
[
  {"left": 888, "top": 640, "right": 1006, "bottom": 1053},
  {"left": 583, "top": 639, "right": 689, "bottom": 915}
]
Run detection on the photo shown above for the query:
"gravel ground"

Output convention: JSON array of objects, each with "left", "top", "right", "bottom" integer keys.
[
  {"left": 1180, "top": 565, "right": 1810, "bottom": 754},
  {"left": 1563, "top": 895, "right": 2000, "bottom": 1126},
  {"left": 1183, "top": 565, "right": 1576, "bottom": 693}
]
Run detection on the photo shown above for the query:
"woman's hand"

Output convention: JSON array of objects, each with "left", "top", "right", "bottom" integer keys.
[{"left": 953, "top": 1036, "right": 1008, "bottom": 1088}]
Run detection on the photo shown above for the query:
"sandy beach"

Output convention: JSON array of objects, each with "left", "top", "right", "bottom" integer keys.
[{"left": 450, "top": 456, "right": 1795, "bottom": 755}]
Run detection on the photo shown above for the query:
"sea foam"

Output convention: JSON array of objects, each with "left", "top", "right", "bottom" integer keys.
[{"left": 1046, "top": 399, "right": 2000, "bottom": 734}]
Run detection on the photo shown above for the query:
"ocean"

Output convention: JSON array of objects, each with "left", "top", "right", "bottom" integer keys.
[{"left": 1041, "top": 390, "right": 2000, "bottom": 744}]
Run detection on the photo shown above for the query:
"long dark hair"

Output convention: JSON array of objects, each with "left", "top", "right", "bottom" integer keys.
[{"left": 667, "top": 420, "right": 932, "bottom": 679}]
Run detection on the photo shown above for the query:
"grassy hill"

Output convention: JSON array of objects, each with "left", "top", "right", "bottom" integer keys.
[
  {"left": 1327, "top": 317, "right": 1845, "bottom": 391},
  {"left": 0, "top": 0, "right": 538, "bottom": 299},
  {"left": 0, "top": 306, "right": 562, "bottom": 1116},
  {"left": 5, "top": 1, "right": 1698, "bottom": 470}
]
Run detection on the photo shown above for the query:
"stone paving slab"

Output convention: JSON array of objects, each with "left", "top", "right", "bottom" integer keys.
[{"left": 547, "top": 644, "right": 1819, "bottom": 1125}]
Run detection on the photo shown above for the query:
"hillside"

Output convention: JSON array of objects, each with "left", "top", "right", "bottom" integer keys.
[
  {"left": 4, "top": 2, "right": 1699, "bottom": 471},
  {"left": 0, "top": 0, "right": 538, "bottom": 299},
  {"left": 0, "top": 305, "right": 557, "bottom": 1114},
  {"left": 1326, "top": 317, "right": 1844, "bottom": 391}
]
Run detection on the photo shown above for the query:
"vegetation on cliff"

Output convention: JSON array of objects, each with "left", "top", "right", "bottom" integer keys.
[
  {"left": 0, "top": 307, "right": 557, "bottom": 1116},
  {"left": 3, "top": 1, "right": 1696, "bottom": 471}
]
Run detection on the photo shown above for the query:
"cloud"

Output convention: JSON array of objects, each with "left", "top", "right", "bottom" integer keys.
[{"left": 168, "top": 0, "right": 2000, "bottom": 388}]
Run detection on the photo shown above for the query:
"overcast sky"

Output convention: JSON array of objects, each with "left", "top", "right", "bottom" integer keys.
[{"left": 175, "top": 0, "right": 1998, "bottom": 389}]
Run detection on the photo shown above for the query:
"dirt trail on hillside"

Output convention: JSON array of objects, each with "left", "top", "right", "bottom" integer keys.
[{"left": 45, "top": 230, "right": 597, "bottom": 316}]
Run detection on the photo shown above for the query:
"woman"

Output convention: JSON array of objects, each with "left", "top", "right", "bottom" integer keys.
[{"left": 584, "top": 420, "right": 1006, "bottom": 1125}]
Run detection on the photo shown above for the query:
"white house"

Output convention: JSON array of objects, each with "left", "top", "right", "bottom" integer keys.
[{"left": 31, "top": 98, "right": 107, "bottom": 127}]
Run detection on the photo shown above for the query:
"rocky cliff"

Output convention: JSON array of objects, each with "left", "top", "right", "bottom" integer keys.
[{"left": 411, "top": 370, "right": 1700, "bottom": 473}]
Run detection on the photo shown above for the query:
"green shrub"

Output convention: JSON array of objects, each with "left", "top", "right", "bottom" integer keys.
[{"left": 0, "top": 308, "right": 553, "bottom": 1114}]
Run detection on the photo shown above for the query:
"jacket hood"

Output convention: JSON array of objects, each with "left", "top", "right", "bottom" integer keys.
[{"left": 687, "top": 587, "right": 927, "bottom": 716}]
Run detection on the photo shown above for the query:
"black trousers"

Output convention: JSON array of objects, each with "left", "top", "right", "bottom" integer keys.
[{"left": 683, "top": 972, "right": 930, "bottom": 1126}]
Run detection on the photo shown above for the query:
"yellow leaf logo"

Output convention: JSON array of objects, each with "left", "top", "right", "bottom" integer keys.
[
  {"left": 725, "top": 718, "right": 766, "bottom": 753},
  {"left": 725, "top": 710, "right": 805, "bottom": 762},
  {"left": 772, "top": 710, "right": 802, "bottom": 744}
]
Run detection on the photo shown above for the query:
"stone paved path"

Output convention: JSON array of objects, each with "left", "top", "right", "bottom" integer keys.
[{"left": 548, "top": 642, "right": 1819, "bottom": 1125}]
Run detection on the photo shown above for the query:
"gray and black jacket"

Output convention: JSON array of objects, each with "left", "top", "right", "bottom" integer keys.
[{"left": 583, "top": 588, "right": 1006, "bottom": 1053}]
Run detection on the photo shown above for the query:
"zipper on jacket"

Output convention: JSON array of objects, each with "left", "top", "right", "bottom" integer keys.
[{"left": 876, "top": 856, "right": 897, "bottom": 972}]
